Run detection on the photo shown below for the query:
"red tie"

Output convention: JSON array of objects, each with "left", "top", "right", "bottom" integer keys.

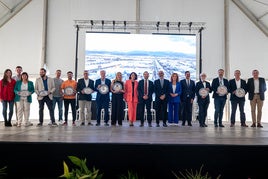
[{"left": 144, "top": 80, "right": 148, "bottom": 95}]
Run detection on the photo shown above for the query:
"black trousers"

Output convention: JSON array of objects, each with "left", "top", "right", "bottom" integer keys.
[
  {"left": 38, "top": 96, "right": 55, "bottom": 123},
  {"left": 181, "top": 97, "right": 193, "bottom": 124},
  {"left": 111, "top": 94, "right": 124, "bottom": 125},
  {"left": 155, "top": 99, "right": 167, "bottom": 124},
  {"left": 230, "top": 100, "right": 246, "bottom": 124},
  {"left": 64, "top": 99, "right": 76, "bottom": 122},
  {"left": 198, "top": 99, "right": 209, "bottom": 125},
  {"left": 137, "top": 99, "right": 152, "bottom": 124}
]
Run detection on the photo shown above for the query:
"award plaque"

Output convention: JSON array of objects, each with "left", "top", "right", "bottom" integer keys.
[
  {"left": 39, "top": 90, "right": 48, "bottom": 97},
  {"left": 83, "top": 87, "right": 93, "bottom": 94},
  {"left": 19, "top": 90, "right": 31, "bottom": 97},
  {"left": 64, "top": 87, "right": 74, "bottom": 96},
  {"left": 99, "top": 84, "right": 109, "bottom": 94},
  {"left": 235, "top": 88, "right": 245, "bottom": 98},
  {"left": 217, "top": 86, "right": 228, "bottom": 96},
  {"left": 198, "top": 88, "right": 209, "bottom": 97},
  {"left": 112, "top": 82, "right": 123, "bottom": 92}
]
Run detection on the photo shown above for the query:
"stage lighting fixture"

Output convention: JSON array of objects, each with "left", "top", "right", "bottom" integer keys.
[
  {"left": 113, "top": 20, "right": 115, "bottom": 30},
  {"left": 166, "top": 21, "right": 170, "bottom": 31},
  {"left": 178, "top": 22, "right": 181, "bottom": 31},
  {"left": 189, "top": 22, "right": 192, "bottom": 32},
  {"left": 124, "top": 21, "right": 126, "bottom": 30},
  {"left": 90, "top": 20, "right": 93, "bottom": 26},
  {"left": 156, "top": 21, "right": 160, "bottom": 31}
]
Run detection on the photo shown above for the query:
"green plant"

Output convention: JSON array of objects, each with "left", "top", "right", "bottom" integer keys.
[
  {"left": 172, "top": 165, "right": 221, "bottom": 179},
  {"left": 0, "top": 166, "right": 7, "bottom": 179},
  {"left": 59, "top": 156, "right": 103, "bottom": 179},
  {"left": 119, "top": 170, "right": 143, "bottom": 179}
]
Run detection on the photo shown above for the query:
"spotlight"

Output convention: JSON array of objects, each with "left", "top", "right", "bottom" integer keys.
[
  {"left": 198, "top": 27, "right": 204, "bottom": 33},
  {"left": 113, "top": 20, "right": 115, "bottom": 30},
  {"left": 124, "top": 21, "right": 126, "bottom": 31},
  {"left": 166, "top": 21, "right": 170, "bottom": 31},
  {"left": 101, "top": 20, "right": 104, "bottom": 30},
  {"left": 178, "top": 22, "right": 181, "bottom": 31},
  {"left": 90, "top": 20, "right": 93, "bottom": 26},
  {"left": 156, "top": 21, "right": 160, "bottom": 31},
  {"left": 188, "top": 22, "right": 192, "bottom": 32}
]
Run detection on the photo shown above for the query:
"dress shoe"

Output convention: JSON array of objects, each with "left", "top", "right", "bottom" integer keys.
[
  {"left": 81, "top": 122, "right": 85, "bottom": 126},
  {"left": 188, "top": 123, "right": 192, "bottom": 126},
  {"left": 230, "top": 124, "right": 234, "bottom": 127},
  {"left": 156, "top": 124, "right": 160, "bottom": 127},
  {"left": 203, "top": 124, "right": 208, "bottom": 127},
  {"left": 148, "top": 123, "right": 152, "bottom": 127},
  {"left": 241, "top": 123, "right": 248, "bottom": 127},
  {"left": 88, "top": 122, "right": 93, "bottom": 126},
  {"left": 214, "top": 125, "right": 218, "bottom": 127},
  {"left": 139, "top": 123, "right": 144, "bottom": 127},
  {"left": 96, "top": 123, "right": 100, "bottom": 126},
  {"left": 104, "top": 123, "right": 109, "bottom": 126},
  {"left": 257, "top": 123, "right": 263, "bottom": 128},
  {"left": 251, "top": 123, "right": 256, "bottom": 127},
  {"left": 219, "top": 124, "right": 225, "bottom": 127},
  {"left": 129, "top": 123, "right": 134, "bottom": 127},
  {"left": 200, "top": 124, "right": 204, "bottom": 127},
  {"left": 182, "top": 122, "right": 185, "bottom": 126},
  {"left": 163, "top": 123, "right": 168, "bottom": 127}
]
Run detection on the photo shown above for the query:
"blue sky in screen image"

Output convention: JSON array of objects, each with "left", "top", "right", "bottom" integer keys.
[{"left": 85, "top": 33, "right": 196, "bottom": 82}]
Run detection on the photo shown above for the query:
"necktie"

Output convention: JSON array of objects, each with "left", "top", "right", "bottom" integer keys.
[{"left": 144, "top": 80, "right": 148, "bottom": 95}]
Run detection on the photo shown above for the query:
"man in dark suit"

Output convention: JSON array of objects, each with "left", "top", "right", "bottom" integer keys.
[
  {"left": 180, "top": 71, "right": 195, "bottom": 126},
  {"left": 195, "top": 72, "right": 211, "bottom": 127},
  {"left": 247, "top": 69, "right": 266, "bottom": 128},
  {"left": 77, "top": 70, "right": 95, "bottom": 126},
  {"left": 94, "top": 70, "right": 111, "bottom": 126},
  {"left": 137, "top": 71, "right": 154, "bottom": 127},
  {"left": 154, "top": 70, "right": 169, "bottom": 127},
  {"left": 212, "top": 69, "right": 229, "bottom": 127},
  {"left": 229, "top": 70, "right": 248, "bottom": 127}
]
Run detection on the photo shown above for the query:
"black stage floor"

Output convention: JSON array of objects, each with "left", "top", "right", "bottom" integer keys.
[{"left": 0, "top": 120, "right": 267, "bottom": 179}]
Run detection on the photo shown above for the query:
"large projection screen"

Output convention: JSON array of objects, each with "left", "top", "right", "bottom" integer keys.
[{"left": 85, "top": 32, "right": 197, "bottom": 82}]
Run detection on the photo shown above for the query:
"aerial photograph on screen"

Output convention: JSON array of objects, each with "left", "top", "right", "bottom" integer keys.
[{"left": 85, "top": 33, "right": 196, "bottom": 82}]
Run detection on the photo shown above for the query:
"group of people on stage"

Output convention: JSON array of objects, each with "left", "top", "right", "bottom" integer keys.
[{"left": 0, "top": 66, "right": 266, "bottom": 128}]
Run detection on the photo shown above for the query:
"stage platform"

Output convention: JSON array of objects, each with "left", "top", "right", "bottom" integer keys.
[{"left": 0, "top": 120, "right": 268, "bottom": 179}]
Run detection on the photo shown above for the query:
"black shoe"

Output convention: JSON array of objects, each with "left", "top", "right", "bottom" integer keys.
[
  {"left": 104, "top": 123, "right": 109, "bottom": 126},
  {"left": 81, "top": 122, "right": 85, "bottom": 126},
  {"left": 200, "top": 124, "right": 204, "bottom": 127},
  {"left": 188, "top": 123, "right": 192, "bottom": 126},
  {"left": 182, "top": 122, "right": 185, "bottom": 126},
  {"left": 203, "top": 124, "right": 208, "bottom": 127},
  {"left": 241, "top": 123, "right": 248, "bottom": 127},
  {"left": 88, "top": 122, "right": 93, "bottom": 126},
  {"left": 139, "top": 123, "right": 144, "bottom": 127},
  {"left": 148, "top": 123, "right": 152, "bottom": 127},
  {"left": 37, "top": 123, "right": 43, "bottom": 127},
  {"left": 156, "top": 124, "right": 160, "bottom": 127},
  {"left": 257, "top": 123, "right": 263, "bottom": 128},
  {"left": 219, "top": 124, "right": 225, "bottom": 127},
  {"left": 251, "top": 123, "right": 256, "bottom": 127},
  {"left": 215, "top": 124, "right": 218, "bottom": 127},
  {"left": 96, "top": 123, "right": 100, "bottom": 126},
  {"left": 163, "top": 123, "right": 168, "bottom": 127}
]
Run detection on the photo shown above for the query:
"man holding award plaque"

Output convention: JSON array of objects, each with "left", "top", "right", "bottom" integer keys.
[
  {"left": 229, "top": 70, "right": 248, "bottom": 127},
  {"left": 247, "top": 69, "right": 267, "bottom": 128},
  {"left": 195, "top": 73, "right": 211, "bottom": 127},
  {"left": 61, "top": 71, "right": 77, "bottom": 126},
  {"left": 212, "top": 69, "right": 229, "bottom": 127},
  {"left": 95, "top": 70, "right": 111, "bottom": 126},
  {"left": 77, "top": 70, "right": 94, "bottom": 126}
]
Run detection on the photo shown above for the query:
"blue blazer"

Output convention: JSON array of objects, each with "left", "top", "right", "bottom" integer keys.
[
  {"left": 94, "top": 78, "right": 111, "bottom": 104},
  {"left": 180, "top": 79, "right": 196, "bottom": 101},
  {"left": 154, "top": 79, "right": 170, "bottom": 102},
  {"left": 195, "top": 81, "right": 211, "bottom": 102},
  {"left": 229, "top": 79, "right": 247, "bottom": 101},
  {"left": 247, "top": 77, "right": 266, "bottom": 101},
  {"left": 211, "top": 77, "right": 229, "bottom": 99},
  {"left": 77, "top": 78, "right": 94, "bottom": 101},
  {"left": 138, "top": 79, "right": 154, "bottom": 102},
  {"left": 169, "top": 82, "right": 181, "bottom": 103}
]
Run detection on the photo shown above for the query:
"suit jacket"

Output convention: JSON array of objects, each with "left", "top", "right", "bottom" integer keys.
[
  {"left": 195, "top": 81, "right": 211, "bottom": 103},
  {"left": 14, "top": 80, "right": 35, "bottom": 103},
  {"left": 94, "top": 78, "right": 111, "bottom": 104},
  {"left": 229, "top": 79, "right": 247, "bottom": 101},
  {"left": 35, "top": 76, "right": 55, "bottom": 100},
  {"left": 168, "top": 82, "right": 181, "bottom": 103},
  {"left": 124, "top": 80, "right": 138, "bottom": 103},
  {"left": 180, "top": 79, "right": 195, "bottom": 101},
  {"left": 247, "top": 77, "right": 266, "bottom": 100},
  {"left": 211, "top": 77, "right": 229, "bottom": 99},
  {"left": 154, "top": 79, "right": 170, "bottom": 102},
  {"left": 77, "top": 78, "right": 94, "bottom": 101},
  {"left": 138, "top": 79, "right": 154, "bottom": 102}
]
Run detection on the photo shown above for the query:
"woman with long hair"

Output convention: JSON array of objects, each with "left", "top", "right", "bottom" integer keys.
[
  {"left": 168, "top": 73, "right": 181, "bottom": 126},
  {"left": 0, "top": 69, "right": 16, "bottom": 126},
  {"left": 14, "top": 72, "right": 35, "bottom": 127},
  {"left": 124, "top": 72, "right": 138, "bottom": 126},
  {"left": 110, "top": 72, "right": 125, "bottom": 126}
]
